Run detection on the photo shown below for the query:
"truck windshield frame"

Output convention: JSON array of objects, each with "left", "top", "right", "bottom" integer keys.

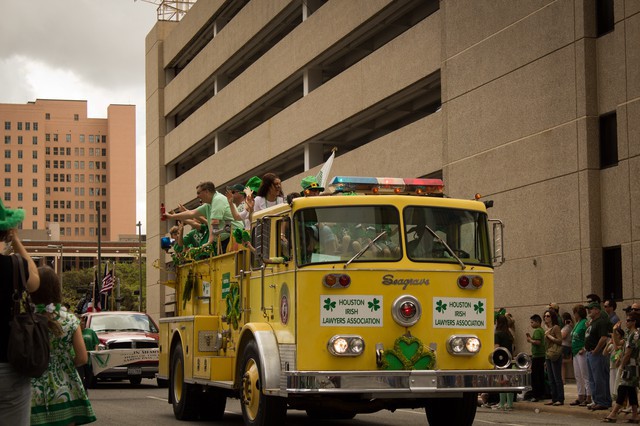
[{"left": 403, "top": 206, "right": 492, "bottom": 267}]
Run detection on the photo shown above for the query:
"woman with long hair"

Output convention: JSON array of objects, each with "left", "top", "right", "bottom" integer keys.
[
  {"left": 543, "top": 309, "right": 564, "bottom": 406},
  {"left": 570, "top": 304, "right": 591, "bottom": 406},
  {"left": 494, "top": 314, "right": 514, "bottom": 410},
  {"left": 253, "top": 173, "right": 284, "bottom": 212},
  {"left": 30, "top": 266, "right": 96, "bottom": 425}
]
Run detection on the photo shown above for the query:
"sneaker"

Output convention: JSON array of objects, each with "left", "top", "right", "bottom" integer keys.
[
  {"left": 579, "top": 401, "right": 588, "bottom": 406},
  {"left": 530, "top": 398, "right": 539, "bottom": 402},
  {"left": 569, "top": 399, "right": 581, "bottom": 406},
  {"left": 491, "top": 404, "right": 503, "bottom": 410},
  {"left": 553, "top": 402, "right": 564, "bottom": 406}
]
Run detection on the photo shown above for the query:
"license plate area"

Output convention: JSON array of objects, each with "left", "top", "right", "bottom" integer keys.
[{"left": 128, "top": 367, "right": 142, "bottom": 375}]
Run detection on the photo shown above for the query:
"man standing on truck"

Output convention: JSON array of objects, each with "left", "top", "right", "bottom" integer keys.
[{"left": 166, "top": 181, "right": 243, "bottom": 254}]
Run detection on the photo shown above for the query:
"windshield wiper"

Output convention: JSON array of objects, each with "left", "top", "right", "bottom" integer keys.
[
  {"left": 423, "top": 224, "right": 466, "bottom": 270},
  {"left": 344, "top": 230, "right": 387, "bottom": 268}
]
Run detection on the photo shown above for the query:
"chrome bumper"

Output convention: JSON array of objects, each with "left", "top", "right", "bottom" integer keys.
[{"left": 286, "top": 369, "right": 530, "bottom": 394}]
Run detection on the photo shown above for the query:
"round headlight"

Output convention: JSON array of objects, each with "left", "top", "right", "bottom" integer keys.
[
  {"left": 332, "top": 338, "right": 349, "bottom": 354},
  {"left": 350, "top": 338, "right": 364, "bottom": 354},
  {"left": 466, "top": 337, "right": 481, "bottom": 353},
  {"left": 451, "top": 337, "right": 464, "bottom": 353}
]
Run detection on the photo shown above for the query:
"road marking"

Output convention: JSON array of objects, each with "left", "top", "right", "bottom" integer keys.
[
  {"left": 476, "top": 420, "right": 527, "bottom": 426},
  {"left": 146, "top": 396, "right": 167, "bottom": 402}
]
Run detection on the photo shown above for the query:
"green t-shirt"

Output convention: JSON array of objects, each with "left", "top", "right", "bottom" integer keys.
[
  {"left": 195, "top": 192, "right": 243, "bottom": 242},
  {"left": 571, "top": 318, "right": 587, "bottom": 356},
  {"left": 531, "top": 327, "right": 545, "bottom": 358},
  {"left": 82, "top": 328, "right": 100, "bottom": 365}
]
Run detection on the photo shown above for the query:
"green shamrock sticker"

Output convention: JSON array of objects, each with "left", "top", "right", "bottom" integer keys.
[
  {"left": 474, "top": 300, "right": 484, "bottom": 314},
  {"left": 323, "top": 298, "right": 336, "bottom": 311},
  {"left": 435, "top": 300, "right": 447, "bottom": 313},
  {"left": 368, "top": 298, "right": 381, "bottom": 312}
]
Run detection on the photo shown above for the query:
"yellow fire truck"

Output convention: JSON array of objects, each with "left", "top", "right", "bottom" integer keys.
[{"left": 157, "top": 177, "right": 530, "bottom": 426}]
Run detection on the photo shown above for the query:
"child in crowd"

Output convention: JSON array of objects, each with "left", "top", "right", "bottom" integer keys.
[
  {"left": 30, "top": 266, "right": 96, "bottom": 425},
  {"left": 526, "top": 314, "right": 546, "bottom": 402}
]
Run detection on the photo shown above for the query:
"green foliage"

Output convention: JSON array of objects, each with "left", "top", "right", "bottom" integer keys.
[{"left": 61, "top": 260, "right": 146, "bottom": 313}]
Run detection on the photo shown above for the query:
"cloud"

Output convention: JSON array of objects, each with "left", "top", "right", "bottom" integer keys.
[{"left": 0, "top": 0, "right": 157, "bottom": 232}]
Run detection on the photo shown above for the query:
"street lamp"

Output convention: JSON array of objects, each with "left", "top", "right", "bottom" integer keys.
[
  {"left": 47, "top": 244, "right": 64, "bottom": 288},
  {"left": 137, "top": 221, "right": 142, "bottom": 312}
]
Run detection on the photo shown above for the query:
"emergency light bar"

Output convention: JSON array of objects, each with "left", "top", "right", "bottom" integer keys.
[{"left": 329, "top": 176, "right": 444, "bottom": 196}]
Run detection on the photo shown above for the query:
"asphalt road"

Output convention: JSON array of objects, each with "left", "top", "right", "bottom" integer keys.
[{"left": 87, "top": 379, "right": 618, "bottom": 425}]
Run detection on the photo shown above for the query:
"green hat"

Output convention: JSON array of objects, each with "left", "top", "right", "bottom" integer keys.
[
  {"left": 246, "top": 176, "right": 261, "bottom": 193},
  {"left": 0, "top": 199, "right": 25, "bottom": 231},
  {"left": 586, "top": 301, "right": 601, "bottom": 310},
  {"left": 300, "top": 176, "right": 324, "bottom": 192}
]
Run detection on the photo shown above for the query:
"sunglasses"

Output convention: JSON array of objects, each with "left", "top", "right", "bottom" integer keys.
[
  {"left": 627, "top": 318, "right": 634, "bottom": 322},
  {"left": 543, "top": 314, "right": 551, "bottom": 318}
]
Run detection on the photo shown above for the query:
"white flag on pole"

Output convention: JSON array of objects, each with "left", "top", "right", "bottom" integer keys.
[{"left": 315, "top": 147, "right": 337, "bottom": 188}]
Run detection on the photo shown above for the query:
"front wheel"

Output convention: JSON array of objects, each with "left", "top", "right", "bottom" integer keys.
[
  {"left": 240, "top": 340, "right": 286, "bottom": 425},
  {"left": 425, "top": 392, "right": 477, "bottom": 426}
]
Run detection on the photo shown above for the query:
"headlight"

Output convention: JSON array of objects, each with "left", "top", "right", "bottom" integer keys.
[
  {"left": 327, "top": 335, "right": 365, "bottom": 357},
  {"left": 446, "top": 335, "right": 481, "bottom": 356}
]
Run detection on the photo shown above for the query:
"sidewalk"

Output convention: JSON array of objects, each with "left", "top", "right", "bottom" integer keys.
[{"left": 480, "top": 382, "right": 627, "bottom": 421}]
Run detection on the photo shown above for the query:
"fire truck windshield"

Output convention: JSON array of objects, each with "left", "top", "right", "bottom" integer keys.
[
  {"left": 404, "top": 206, "right": 492, "bottom": 266},
  {"left": 295, "top": 205, "right": 402, "bottom": 266}
]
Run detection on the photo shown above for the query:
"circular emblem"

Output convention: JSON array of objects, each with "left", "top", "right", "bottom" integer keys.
[{"left": 280, "top": 283, "right": 289, "bottom": 325}]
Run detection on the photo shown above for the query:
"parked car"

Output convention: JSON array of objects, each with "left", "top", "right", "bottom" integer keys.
[{"left": 82, "top": 311, "right": 160, "bottom": 386}]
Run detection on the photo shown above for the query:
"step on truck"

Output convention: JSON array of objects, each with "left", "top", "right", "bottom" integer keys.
[{"left": 157, "top": 176, "right": 530, "bottom": 425}]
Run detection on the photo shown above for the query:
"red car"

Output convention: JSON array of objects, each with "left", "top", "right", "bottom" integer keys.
[{"left": 82, "top": 311, "right": 160, "bottom": 386}]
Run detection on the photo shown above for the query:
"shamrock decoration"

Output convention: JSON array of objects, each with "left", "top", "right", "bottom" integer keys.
[
  {"left": 323, "top": 298, "right": 336, "bottom": 311},
  {"left": 474, "top": 301, "right": 484, "bottom": 314},
  {"left": 368, "top": 298, "right": 381, "bottom": 312},
  {"left": 225, "top": 282, "right": 241, "bottom": 330},
  {"left": 435, "top": 300, "right": 447, "bottom": 313},
  {"left": 379, "top": 335, "right": 435, "bottom": 370}
]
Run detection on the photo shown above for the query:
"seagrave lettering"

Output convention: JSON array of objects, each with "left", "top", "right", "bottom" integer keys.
[{"left": 381, "top": 274, "right": 429, "bottom": 290}]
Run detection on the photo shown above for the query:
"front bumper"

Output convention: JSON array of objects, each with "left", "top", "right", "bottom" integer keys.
[
  {"left": 96, "top": 363, "right": 158, "bottom": 380},
  {"left": 286, "top": 369, "right": 530, "bottom": 394}
]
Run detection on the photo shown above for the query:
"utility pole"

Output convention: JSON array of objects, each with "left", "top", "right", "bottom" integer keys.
[{"left": 137, "top": 221, "right": 142, "bottom": 312}]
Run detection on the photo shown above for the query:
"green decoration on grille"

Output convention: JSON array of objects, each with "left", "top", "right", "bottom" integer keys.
[
  {"left": 379, "top": 335, "right": 435, "bottom": 370},
  {"left": 225, "top": 282, "right": 241, "bottom": 330}
]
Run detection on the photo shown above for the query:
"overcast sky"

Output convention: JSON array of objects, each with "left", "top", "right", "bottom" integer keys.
[{"left": 0, "top": 0, "right": 158, "bottom": 232}]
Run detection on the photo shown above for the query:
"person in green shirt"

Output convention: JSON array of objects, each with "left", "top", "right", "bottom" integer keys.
[
  {"left": 526, "top": 314, "right": 545, "bottom": 401},
  {"left": 570, "top": 304, "right": 591, "bottom": 406},
  {"left": 78, "top": 316, "right": 100, "bottom": 392}
]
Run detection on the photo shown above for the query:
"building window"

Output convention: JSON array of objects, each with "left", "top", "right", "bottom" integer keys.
[
  {"left": 33, "top": 122, "right": 38, "bottom": 131},
  {"left": 17, "top": 165, "right": 22, "bottom": 173},
  {"left": 4, "top": 150, "right": 10, "bottom": 159},
  {"left": 80, "top": 134, "right": 85, "bottom": 143},
  {"left": 4, "top": 121, "right": 10, "bottom": 130},
  {"left": 32, "top": 193, "right": 37, "bottom": 201},
  {"left": 53, "top": 134, "right": 58, "bottom": 142},
  {"left": 25, "top": 122, "right": 30, "bottom": 131},
  {"left": 4, "top": 165, "right": 9, "bottom": 173},
  {"left": 4, "top": 178, "right": 10, "bottom": 186},
  {"left": 46, "top": 133, "right": 50, "bottom": 142},
  {"left": 4, "top": 136, "right": 9, "bottom": 144},
  {"left": 45, "top": 113, "right": 50, "bottom": 120},
  {"left": 74, "top": 114, "right": 79, "bottom": 121},
  {"left": 32, "top": 151, "right": 38, "bottom": 159},
  {"left": 32, "top": 221, "right": 37, "bottom": 229},
  {"left": 32, "top": 165, "right": 37, "bottom": 173},
  {"left": 17, "top": 150, "right": 23, "bottom": 159},
  {"left": 17, "top": 193, "right": 22, "bottom": 201},
  {"left": 32, "top": 179, "right": 37, "bottom": 187},
  {"left": 66, "top": 134, "right": 71, "bottom": 142},
  {"left": 603, "top": 246, "right": 622, "bottom": 300},
  {"left": 32, "top": 207, "right": 37, "bottom": 216},
  {"left": 17, "top": 122, "right": 22, "bottom": 130},
  {"left": 17, "top": 136, "right": 23, "bottom": 145},
  {"left": 32, "top": 136, "right": 37, "bottom": 145},
  {"left": 3, "top": 193, "right": 9, "bottom": 201},
  {"left": 17, "top": 178, "right": 22, "bottom": 187},
  {"left": 600, "top": 111, "right": 618, "bottom": 168},
  {"left": 596, "top": 0, "right": 614, "bottom": 36}
]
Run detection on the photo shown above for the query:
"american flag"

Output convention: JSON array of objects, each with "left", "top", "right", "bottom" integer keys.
[{"left": 100, "top": 263, "right": 114, "bottom": 294}]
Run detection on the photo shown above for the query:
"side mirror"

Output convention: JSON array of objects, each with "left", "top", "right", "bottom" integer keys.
[{"left": 489, "top": 219, "right": 504, "bottom": 266}]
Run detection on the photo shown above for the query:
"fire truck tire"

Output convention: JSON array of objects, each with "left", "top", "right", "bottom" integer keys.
[
  {"left": 240, "top": 340, "right": 287, "bottom": 425},
  {"left": 170, "top": 343, "right": 198, "bottom": 420},
  {"left": 199, "top": 389, "right": 227, "bottom": 421},
  {"left": 156, "top": 378, "right": 169, "bottom": 388},
  {"left": 425, "top": 392, "right": 477, "bottom": 426}
]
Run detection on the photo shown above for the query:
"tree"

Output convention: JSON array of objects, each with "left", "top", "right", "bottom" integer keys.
[{"left": 61, "top": 260, "right": 146, "bottom": 313}]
